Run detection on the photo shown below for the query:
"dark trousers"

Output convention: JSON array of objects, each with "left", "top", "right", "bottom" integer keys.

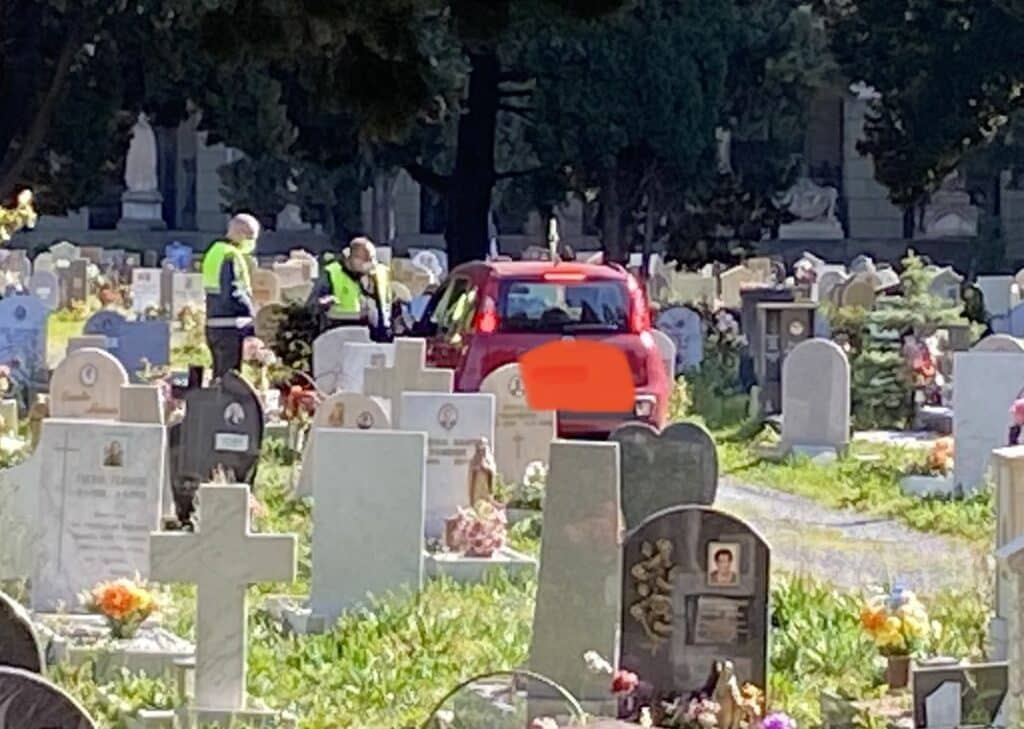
[{"left": 206, "top": 327, "right": 245, "bottom": 379}]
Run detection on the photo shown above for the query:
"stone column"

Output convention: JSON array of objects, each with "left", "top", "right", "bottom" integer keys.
[
  {"left": 996, "top": 532, "right": 1024, "bottom": 726},
  {"left": 992, "top": 446, "right": 1024, "bottom": 660}
]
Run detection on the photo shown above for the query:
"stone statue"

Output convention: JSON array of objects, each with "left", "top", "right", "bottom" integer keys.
[
  {"left": 710, "top": 661, "right": 744, "bottom": 729},
  {"left": 920, "top": 169, "right": 979, "bottom": 238},
  {"left": 776, "top": 176, "right": 839, "bottom": 222},
  {"left": 124, "top": 113, "right": 159, "bottom": 193},
  {"left": 468, "top": 437, "right": 497, "bottom": 505},
  {"left": 715, "top": 127, "right": 733, "bottom": 175}
]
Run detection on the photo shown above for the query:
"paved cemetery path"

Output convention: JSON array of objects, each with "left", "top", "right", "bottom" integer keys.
[{"left": 717, "top": 478, "right": 983, "bottom": 594}]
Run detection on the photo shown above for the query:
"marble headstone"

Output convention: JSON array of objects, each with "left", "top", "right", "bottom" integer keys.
[
  {"left": 366, "top": 338, "right": 453, "bottom": 427},
  {"left": 130, "top": 268, "right": 163, "bottom": 315},
  {"left": 335, "top": 342, "right": 395, "bottom": 394},
  {"left": 400, "top": 392, "right": 494, "bottom": 538},
  {"left": 530, "top": 441, "right": 622, "bottom": 710},
  {"left": 312, "top": 327, "right": 372, "bottom": 393},
  {"left": 310, "top": 430, "right": 425, "bottom": 622},
  {"left": 83, "top": 310, "right": 170, "bottom": 378},
  {"left": 479, "top": 363, "right": 555, "bottom": 486},
  {"left": 251, "top": 269, "right": 281, "bottom": 309},
  {"left": 656, "top": 306, "right": 704, "bottom": 373},
  {"left": 28, "top": 271, "right": 58, "bottom": 310},
  {"left": 953, "top": 352, "right": 1024, "bottom": 493},
  {"left": 31, "top": 419, "right": 166, "bottom": 611},
  {"left": 0, "top": 295, "right": 49, "bottom": 384},
  {"left": 0, "top": 591, "right": 44, "bottom": 672},
  {"left": 0, "top": 666, "right": 97, "bottom": 728},
  {"left": 781, "top": 339, "right": 850, "bottom": 454},
  {"left": 980, "top": 275, "right": 1015, "bottom": 319},
  {"left": 171, "top": 272, "right": 204, "bottom": 316},
  {"left": 295, "top": 391, "right": 392, "bottom": 498},
  {"left": 975, "top": 334, "right": 1024, "bottom": 353},
  {"left": 49, "top": 348, "right": 128, "bottom": 420},
  {"left": 611, "top": 422, "right": 719, "bottom": 528},
  {"left": 149, "top": 484, "right": 296, "bottom": 714},
  {"left": 0, "top": 456, "right": 40, "bottom": 580},
  {"left": 619, "top": 506, "right": 770, "bottom": 703}
]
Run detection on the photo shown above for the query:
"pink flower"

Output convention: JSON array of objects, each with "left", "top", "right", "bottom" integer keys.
[{"left": 610, "top": 669, "right": 638, "bottom": 695}]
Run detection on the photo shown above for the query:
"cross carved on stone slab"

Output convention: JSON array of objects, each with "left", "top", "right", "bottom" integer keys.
[
  {"left": 149, "top": 485, "right": 296, "bottom": 712},
  {"left": 363, "top": 338, "right": 453, "bottom": 425}
]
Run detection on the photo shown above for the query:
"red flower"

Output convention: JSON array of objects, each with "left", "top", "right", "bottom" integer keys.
[{"left": 610, "top": 669, "right": 638, "bottom": 695}]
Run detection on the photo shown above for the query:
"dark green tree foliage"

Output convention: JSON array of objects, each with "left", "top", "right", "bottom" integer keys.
[{"left": 815, "top": 0, "right": 1024, "bottom": 206}]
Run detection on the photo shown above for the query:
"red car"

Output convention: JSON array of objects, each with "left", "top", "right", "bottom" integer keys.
[{"left": 416, "top": 259, "right": 670, "bottom": 438}]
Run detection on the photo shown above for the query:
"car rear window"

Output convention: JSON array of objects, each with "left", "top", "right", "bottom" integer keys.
[{"left": 498, "top": 280, "right": 629, "bottom": 333}]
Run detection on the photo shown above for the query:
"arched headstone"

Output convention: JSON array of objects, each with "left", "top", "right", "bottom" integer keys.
[
  {"left": 974, "top": 334, "right": 1024, "bottom": 353},
  {"left": 48, "top": 348, "right": 128, "bottom": 419},
  {"left": 0, "top": 295, "right": 49, "bottom": 384},
  {"left": 781, "top": 338, "right": 850, "bottom": 453},
  {"left": 0, "top": 666, "right": 97, "bottom": 728},
  {"left": 655, "top": 306, "right": 704, "bottom": 372},
  {"left": 0, "top": 592, "right": 43, "bottom": 673},
  {"left": 611, "top": 422, "right": 719, "bottom": 528}
]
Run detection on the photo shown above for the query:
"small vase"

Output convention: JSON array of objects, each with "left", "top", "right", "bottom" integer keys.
[
  {"left": 885, "top": 654, "right": 911, "bottom": 690},
  {"left": 108, "top": 619, "right": 141, "bottom": 641}
]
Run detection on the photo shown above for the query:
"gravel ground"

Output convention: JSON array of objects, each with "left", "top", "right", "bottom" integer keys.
[{"left": 716, "top": 477, "right": 985, "bottom": 594}]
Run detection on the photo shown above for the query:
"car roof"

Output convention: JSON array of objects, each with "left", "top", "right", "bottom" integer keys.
[{"left": 450, "top": 259, "right": 630, "bottom": 282}]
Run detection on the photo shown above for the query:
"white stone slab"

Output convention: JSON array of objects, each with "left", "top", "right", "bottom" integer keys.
[
  {"left": 479, "top": 364, "right": 555, "bottom": 486},
  {"left": 309, "top": 430, "right": 425, "bottom": 623},
  {"left": 0, "top": 453, "right": 39, "bottom": 580},
  {"left": 131, "top": 268, "right": 163, "bottom": 315},
  {"left": 336, "top": 342, "right": 394, "bottom": 394},
  {"left": 365, "top": 338, "right": 453, "bottom": 427},
  {"left": 953, "top": 352, "right": 1024, "bottom": 492},
  {"left": 32, "top": 419, "right": 166, "bottom": 611},
  {"left": 171, "top": 272, "right": 204, "bottom": 316},
  {"left": 924, "top": 681, "right": 961, "bottom": 729},
  {"left": 781, "top": 339, "right": 850, "bottom": 452},
  {"left": 312, "top": 327, "right": 372, "bottom": 393},
  {"left": 295, "top": 392, "right": 391, "bottom": 498},
  {"left": 400, "top": 392, "right": 494, "bottom": 538}
]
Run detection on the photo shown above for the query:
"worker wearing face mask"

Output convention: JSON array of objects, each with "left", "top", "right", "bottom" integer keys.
[
  {"left": 202, "top": 213, "right": 259, "bottom": 378},
  {"left": 312, "top": 236, "right": 392, "bottom": 339}
]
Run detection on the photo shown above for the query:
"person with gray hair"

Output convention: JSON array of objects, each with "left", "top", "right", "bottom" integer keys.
[
  {"left": 201, "top": 213, "right": 259, "bottom": 377},
  {"left": 311, "top": 235, "right": 393, "bottom": 339}
]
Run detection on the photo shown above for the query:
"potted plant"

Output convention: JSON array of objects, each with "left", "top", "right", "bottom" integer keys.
[{"left": 859, "top": 587, "right": 930, "bottom": 690}]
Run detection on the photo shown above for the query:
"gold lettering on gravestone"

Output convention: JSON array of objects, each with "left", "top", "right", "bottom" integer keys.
[{"left": 628, "top": 539, "right": 677, "bottom": 648}]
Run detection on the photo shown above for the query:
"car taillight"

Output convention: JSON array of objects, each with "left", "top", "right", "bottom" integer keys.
[
  {"left": 542, "top": 271, "right": 587, "bottom": 282},
  {"left": 627, "top": 274, "right": 650, "bottom": 333},
  {"left": 474, "top": 279, "right": 500, "bottom": 334}
]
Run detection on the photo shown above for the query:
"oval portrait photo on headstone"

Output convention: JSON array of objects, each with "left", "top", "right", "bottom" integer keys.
[
  {"left": 79, "top": 364, "right": 98, "bottom": 387},
  {"left": 438, "top": 403, "right": 458, "bottom": 431},
  {"left": 224, "top": 402, "right": 245, "bottom": 426},
  {"left": 356, "top": 411, "right": 375, "bottom": 429}
]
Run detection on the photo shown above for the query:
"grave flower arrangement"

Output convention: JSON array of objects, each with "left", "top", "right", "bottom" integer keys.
[
  {"left": 445, "top": 500, "right": 508, "bottom": 557},
  {"left": 859, "top": 586, "right": 930, "bottom": 689},
  {"left": 1009, "top": 398, "right": 1024, "bottom": 446},
  {"left": 0, "top": 189, "right": 37, "bottom": 241},
  {"left": 81, "top": 576, "right": 159, "bottom": 640},
  {"left": 506, "top": 460, "right": 546, "bottom": 511},
  {"left": 904, "top": 437, "right": 953, "bottom": 477}
]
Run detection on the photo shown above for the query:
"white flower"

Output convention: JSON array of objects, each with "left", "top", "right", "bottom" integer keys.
[
  {"left": 639, "top": 707, "right": 654, "bottom": 729},
  {"left": 582, "top": 650, "right": 613, "bottom": 675}
]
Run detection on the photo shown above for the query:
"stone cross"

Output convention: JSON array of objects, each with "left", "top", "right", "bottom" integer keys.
[
  {"left": 363, "top": 338, "right": 453, "bottom": 425},
  {"left": 996, "top": 532, "right": 1024, "bottom": 728},
  {"left": 149, "top": 485, "right": 296, "bottom": 712}
]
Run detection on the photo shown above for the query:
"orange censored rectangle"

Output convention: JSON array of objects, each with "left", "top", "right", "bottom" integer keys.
[{"left": 518, "top": 340, "right": 636, "bottom": 412}]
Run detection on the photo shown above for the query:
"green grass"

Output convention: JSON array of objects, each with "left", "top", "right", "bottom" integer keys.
[
  {"left": 716, "top": 440, "right": 994, "bottom": 546},
  {"left": 49, "top": 442, "right": 992, "bottom": 729}
]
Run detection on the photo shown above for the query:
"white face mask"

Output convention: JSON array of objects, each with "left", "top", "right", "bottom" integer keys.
[{"left": 355, "top": 259, "right": 373, "bottom": 274}]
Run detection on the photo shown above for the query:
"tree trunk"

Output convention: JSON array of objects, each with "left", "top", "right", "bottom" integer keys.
[
  {"left": 445, "top": 50, "right": 500, "bottom": 267},
  {"left": 370, "top": 168, "right": 397, "bottom": 246},
  {"left": 601, "top": 170, "right": 629, "bottom": 264}
]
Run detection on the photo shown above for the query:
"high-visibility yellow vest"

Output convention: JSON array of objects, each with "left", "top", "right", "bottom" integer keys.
[
  {"left": 202, "top": 241, "right": 252, "bottom": 294},
  {"left": 325, "top": 260, "right": 362, "bottom": 319}
]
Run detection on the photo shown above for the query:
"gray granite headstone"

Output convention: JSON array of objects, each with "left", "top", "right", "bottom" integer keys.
[
  {"left": 28, "top": 271, "right": 59, "bottom": 311},
  {"left": 83, "top": 310, "right": 170, "bottom": 378},
  {"left": 611, "top": 422, "right": 718, "bottom": 528},
  {"left": 656, "top": 306, "right": 704, "bottom": 373},
  {"left": 620, "top": 506, "right": 770, "bottom": 703},
  {"left": 0, "top": 591, "right": 43, "bottom": 673},
  {"left": 0, "top": 666, "right": 97, "bottom": 728},
  {"left": 912, "top": 662, "right": 1007, "bottom": 728},
  {"left": 67, "top": 260, "right": 88, "bottom": 305},
  {"left": 0, "top": 295, "right": 48, "bottom": 385},
  {"left": 176, "top": 371, "right": 263, "bottom": 491}
]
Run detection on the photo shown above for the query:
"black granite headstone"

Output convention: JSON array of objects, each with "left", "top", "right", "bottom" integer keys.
[
  {"left": 611, "top": 422, "right": 719, "bottom": 529},
  {"left": 173, "top": 371, "right": 263, "bottom": 523},
  {"left": 0, "top": 666, "right": 97, "bottom": 728},
  {"left": 912, "top": 662, "right": 1007, "bottom": 728},
  {"left": 620, "top": 506, "right": 769, "bottom": 703},
  {"left": 0, "top": 592, "right": 43, "bottom": 673}
]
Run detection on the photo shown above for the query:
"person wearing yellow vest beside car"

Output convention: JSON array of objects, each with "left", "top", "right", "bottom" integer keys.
[
  {"left": 202, "top": 213, "right": 259, "bottom": 378},
  {"left": 311, "top": 236, "right": 393, "bottom": 340}
]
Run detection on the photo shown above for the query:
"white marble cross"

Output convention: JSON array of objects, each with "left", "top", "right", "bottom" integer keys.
[
  {"left": 363, "top": 338, "right": 453, "bottom": 425},
  {"left": 149, "top": 485, "right": 296, "bottom": 712}
]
